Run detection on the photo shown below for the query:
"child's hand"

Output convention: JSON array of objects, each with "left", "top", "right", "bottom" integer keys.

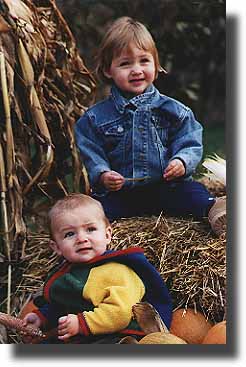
[
  {"left": 163, "top": 159, "right": 185, "bottom": 181},
  {"left": 58, "top": 314, "right": 80, "bottom": 340},
  {"left": 100, "top": 170, "right": 125, "bottom": 191},
  {"left": 22, "top": 312, "right": 42, "bottom": 329},
  {"left": 22, "top": 312, "right": 42, "bottom": 343}
]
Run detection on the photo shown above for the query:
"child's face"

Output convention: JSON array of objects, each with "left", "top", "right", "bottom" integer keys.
[
  {"left": 49, "top": 206, "right": 112, "bottom": 263},
  {"left": 104, "top": 44, "right": 156, "bottom": 96}
]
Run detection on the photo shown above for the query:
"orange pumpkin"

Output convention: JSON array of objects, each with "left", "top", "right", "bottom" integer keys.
[
  {"left": 170, "top": 308, "right": 212, "bottom": 344},
  {"left": 19, "top": 300, "right": 38, "bottom": 319},
  {"left": 202, "top": 320, "right": 226, "bottom": 344}
]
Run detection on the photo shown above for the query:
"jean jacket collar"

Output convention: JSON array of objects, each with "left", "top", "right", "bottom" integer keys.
[{"left": 111, "top": 83, "right": 168, "bottom": 113}]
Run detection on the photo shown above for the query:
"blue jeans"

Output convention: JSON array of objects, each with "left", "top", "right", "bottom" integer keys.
[{"left": 93, "top": 180, "right": 215, "bottom": 222}]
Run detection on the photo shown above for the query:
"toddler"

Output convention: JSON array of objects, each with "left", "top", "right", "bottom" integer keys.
[
  {"left": 75, "top": 16, "right": 225, "bottom": 235},
  {"left": 23, "top": 194, "right": 172, "bottom": 343}
]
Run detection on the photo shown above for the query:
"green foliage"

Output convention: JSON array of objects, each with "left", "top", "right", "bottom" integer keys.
[{"left": 203, "top": 124, "right": 225, "bottom": 158}]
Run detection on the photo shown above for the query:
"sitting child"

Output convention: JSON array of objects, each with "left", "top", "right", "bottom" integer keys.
[
  {"left": 23, "top": 193, "right": 172, "bottom": 343},
  {"left": 75, "top": 16, "right": 225, "bottom": 236}
]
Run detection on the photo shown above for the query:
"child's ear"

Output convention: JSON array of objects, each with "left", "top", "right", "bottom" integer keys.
[
  {"left": 49, "top": 240, "right": 62, "bottom": 255},
  {"left": 103, "top": 68, "right": 112, "bottom": 79},
  {"left": 105, "top": 226, "right": 112, "bottom": 244}
]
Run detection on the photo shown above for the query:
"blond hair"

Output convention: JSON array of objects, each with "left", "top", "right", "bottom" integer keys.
[
  {"left": 48, "top": 193, "right": 110, "bottom": 236},
  {"left": 95, "top": 16, "right": 163, "bottom": 83}
]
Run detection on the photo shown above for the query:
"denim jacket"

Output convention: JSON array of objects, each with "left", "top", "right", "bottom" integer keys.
[{"left": 75, "top": 84, "right": 203, "bottom": 192}]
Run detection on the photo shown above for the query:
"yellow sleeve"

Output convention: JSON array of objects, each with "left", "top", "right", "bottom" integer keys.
[{"left": 82, "top": 262, "right": 145, "bottom": 334}]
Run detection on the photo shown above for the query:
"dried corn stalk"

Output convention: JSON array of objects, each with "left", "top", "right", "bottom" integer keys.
[{"left": 0, "top": 0, "right": 96, "bottom": 313}]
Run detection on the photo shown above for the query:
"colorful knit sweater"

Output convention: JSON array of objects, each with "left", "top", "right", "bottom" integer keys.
[{"left": 34, "top": 247, "right": 172, "bottom": 336}]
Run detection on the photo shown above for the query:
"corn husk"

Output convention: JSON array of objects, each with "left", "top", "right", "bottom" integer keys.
[
  {"left": 202, "top": 154, "right": 226, "bottom": 236},
  {"left": 0, "top": 0, "right": 95, "bottom": 324},
  {"left": 132, "top": 302, "right": 169, "bottom": 334},
  {"left": 0, "top": 2, "right": 95, "bottom": 257},
  {"left": 202, "top": 154, "right": 226, "bottom": 187},
  {"left": 0, "top": 312, "right": 43, "bottom": 338}
]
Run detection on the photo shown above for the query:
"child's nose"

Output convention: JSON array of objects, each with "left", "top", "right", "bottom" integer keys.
[
  {"left": 76, "top": 231, "right": 88, "bottom": 243},
  {"left": 131, "top": 64, "right": 142, "bottom": 75}
]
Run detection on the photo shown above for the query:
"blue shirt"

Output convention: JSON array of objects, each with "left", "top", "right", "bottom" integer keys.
[{"left": 75, "top": 84, "right": 203, "bottom": 192}]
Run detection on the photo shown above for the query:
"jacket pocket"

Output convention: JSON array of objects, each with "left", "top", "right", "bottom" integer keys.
[{"left": 99, "top": 119, "right": 125, "bottom": 149}]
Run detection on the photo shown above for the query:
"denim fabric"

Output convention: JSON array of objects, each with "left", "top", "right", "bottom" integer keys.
[
  {"left": 93, "top": 180, "right": 215, "bottom": 222},
  {"left": 75, "top": 84, "right": 203, "bottom": 192}
]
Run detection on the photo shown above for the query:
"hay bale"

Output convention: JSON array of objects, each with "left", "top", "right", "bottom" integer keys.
[
  {"left": 109, "top": 214, "right": 226, "bottom": 323},
  {"left": 2, "top": 178, "right": 226, "bottom": 343},
  {"left": 8, "top": 211, "right": 225, "bottom": 330},
  {"left": 2, "top": 177, "right": 226, "bottom": 342}
]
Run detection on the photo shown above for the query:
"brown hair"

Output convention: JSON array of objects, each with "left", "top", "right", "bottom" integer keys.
[
  {"left": 95, "top": 16, "right": 164, "bottom": 83},
  {"left": 48, "top": 193, "right": 110, "bottom": 236}
]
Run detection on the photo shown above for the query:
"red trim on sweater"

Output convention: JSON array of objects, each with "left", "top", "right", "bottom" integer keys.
[
  {"left": 78, "top": 313, "right": 91, "bottom": 336},
  {"left": 86, "top": 247, "right": 144, "bottom": 265},
  {"left": 44, "top": 262, "right": 71, "bottom": 302},
  {"left": 120, "top": 329, "right": 145, "bottom": 336}
]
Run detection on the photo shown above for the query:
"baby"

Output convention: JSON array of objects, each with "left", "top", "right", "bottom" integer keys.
[{"left": 23, "top": 193, "right": 172, "bottom": 343}]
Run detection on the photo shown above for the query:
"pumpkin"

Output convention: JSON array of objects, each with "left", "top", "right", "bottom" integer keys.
[
  {"left": 170, "top": 308, "right": 212, "bottom": 344},
  {"left": 138, "top": 332, "right": 187, "bottom": 344},
  {"left": 202, "top": 320, "right": 226, "bottom": 344}
]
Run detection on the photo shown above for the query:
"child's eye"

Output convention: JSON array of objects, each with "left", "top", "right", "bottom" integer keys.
[
  {"left": 64, "top": 231, "right": 75, "bottom": 238},
  {"left": 87, "top": 226, "right": 97, "bottom": 233},
  {"left": 119, "top": 61, "right": 130, "bottom": 67},
  {"left": 141, "top": 58, "right": 150, "bottom": 63}
]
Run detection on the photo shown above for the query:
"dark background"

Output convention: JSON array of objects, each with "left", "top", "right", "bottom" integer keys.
[{"left": 56, "top": 0, "right": 225, "bottom": 132}]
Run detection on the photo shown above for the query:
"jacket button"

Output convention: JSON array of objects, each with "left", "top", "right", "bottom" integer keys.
[{"left": 117, "top": 126, "right": 124, "bottom": 133}]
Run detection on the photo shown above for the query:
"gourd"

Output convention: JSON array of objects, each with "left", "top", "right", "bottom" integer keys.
[
  {"left": 202, "top": 320, "right": 226, "bottom": 344},
  {"left": 170, "top": 308, "right": 212, "bottom": 344}
]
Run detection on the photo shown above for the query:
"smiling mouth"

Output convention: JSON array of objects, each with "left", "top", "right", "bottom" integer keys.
[
  {"left": 129, "top": 78, "right": 145, "bottom": 83},
  {"left": 76, "top": 247, "right": 92, "bottom": 253}
]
